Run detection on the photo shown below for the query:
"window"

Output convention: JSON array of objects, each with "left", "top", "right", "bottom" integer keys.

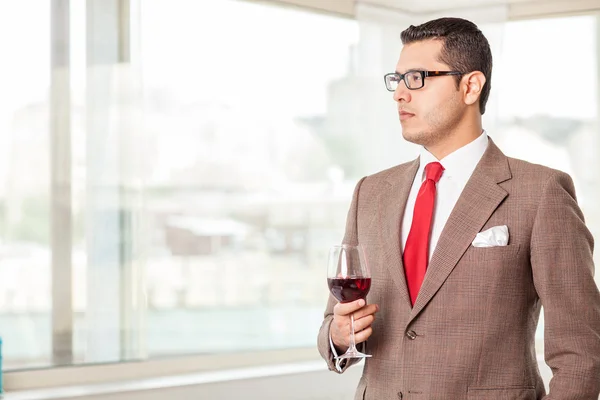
[{"left": 1, "top": 0, "right": 598, "bottom": 375}]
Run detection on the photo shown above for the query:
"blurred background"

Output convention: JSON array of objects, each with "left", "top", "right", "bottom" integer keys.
[{"left": 0, "top": 0, "right": 599, "bottom": 398}]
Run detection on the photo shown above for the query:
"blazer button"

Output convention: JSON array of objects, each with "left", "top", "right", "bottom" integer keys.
[
  {"left": 406, "top": 330, "right": 417, "bottom": 340},
  {"left": 397, "top": 391, "right": 403, "bottom": 399}
]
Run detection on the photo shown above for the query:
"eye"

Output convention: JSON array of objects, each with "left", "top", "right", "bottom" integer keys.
[{"left": 406, "top": 72, "right": 423, "bottom": 86}]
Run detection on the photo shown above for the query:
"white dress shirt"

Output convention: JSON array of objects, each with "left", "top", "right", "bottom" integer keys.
[
  {"left": 401, "top": 131, "right": 489, "bottom": 260},
  {"left": 330, "top": 131, "right": 489, "bottom": 371}
]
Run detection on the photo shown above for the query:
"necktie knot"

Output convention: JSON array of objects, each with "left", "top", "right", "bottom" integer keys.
[{"left": 425, "top": 162, "right": 444, "bottom": 184}]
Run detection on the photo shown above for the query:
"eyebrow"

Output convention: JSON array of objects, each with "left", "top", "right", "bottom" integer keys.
[{"left": 395, "top": 68, "right": 426, "bottom": 74}]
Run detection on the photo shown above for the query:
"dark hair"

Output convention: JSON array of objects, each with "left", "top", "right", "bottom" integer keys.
[{"left": 401, "top": 17, "right": 492, "bottom": 115}]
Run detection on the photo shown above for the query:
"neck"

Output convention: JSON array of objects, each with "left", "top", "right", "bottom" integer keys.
[{"left": 425, "top": 117, "right": 483, "bottom": 160}]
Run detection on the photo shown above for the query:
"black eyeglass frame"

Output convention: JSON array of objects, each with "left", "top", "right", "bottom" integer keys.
[{"left": 384, "top": 70, "right": 463, "bottom": 91}]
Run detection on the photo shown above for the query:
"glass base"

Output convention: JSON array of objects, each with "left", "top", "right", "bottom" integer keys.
[{"left": 335, "top": 349, "right": 372, "bottom": 360}]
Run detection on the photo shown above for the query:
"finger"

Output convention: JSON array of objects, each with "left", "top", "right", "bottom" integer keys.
[
  {"left": 331, "top": 311, "right": 374, "bottom": 342},
  {"left": 353, "top": 314, "right": 375, "bottom": 332},
  {"left": 332, "top": 304, "right": 377, "bottom": 335},
  {"left": 333, "top": 299, "right": 366, "bottom": 316},
  {"left": 354, "top": 326, "right": 373, "bottom": 344},
  {"left": 353, "top": 304, "right": 379, "bottom": 320}
]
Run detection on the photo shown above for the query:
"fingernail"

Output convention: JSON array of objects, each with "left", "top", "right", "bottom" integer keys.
[{"left": 358, "top": 299, "right": 365, "bottom": 307}]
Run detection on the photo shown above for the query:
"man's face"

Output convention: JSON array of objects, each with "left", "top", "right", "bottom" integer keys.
[{"left": 394, "top": 39, "right": 465, "bottom": 147}]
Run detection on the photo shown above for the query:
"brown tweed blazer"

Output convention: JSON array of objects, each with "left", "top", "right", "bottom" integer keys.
[{"left": 318, "top": 139, "right": 600, "bottom": 399}]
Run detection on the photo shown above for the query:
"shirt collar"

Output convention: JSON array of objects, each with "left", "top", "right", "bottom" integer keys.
[{"left": 418, "top": 131, "right": 489, "bottom": 185}]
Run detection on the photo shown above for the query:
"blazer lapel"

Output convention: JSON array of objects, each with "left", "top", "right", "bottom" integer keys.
[
  {"left": 379, "top": 158, "right": 420, "bottom": 308},
  {"left": 408, "top": 139, "right": 512, "bottom": 322}
]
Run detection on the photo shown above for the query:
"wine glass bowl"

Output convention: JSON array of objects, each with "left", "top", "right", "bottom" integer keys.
[{"left": 327, "top": 276, "right": 371, "bottom": 303}]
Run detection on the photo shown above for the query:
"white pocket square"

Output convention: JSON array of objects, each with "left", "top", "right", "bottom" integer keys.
[{"left": 472, "top": 225, "right": 509, "bottom": 247}]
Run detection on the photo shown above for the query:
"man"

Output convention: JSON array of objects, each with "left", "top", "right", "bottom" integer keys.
[{"left": 317, "top": 17, "right": 600, "bottom": 399}]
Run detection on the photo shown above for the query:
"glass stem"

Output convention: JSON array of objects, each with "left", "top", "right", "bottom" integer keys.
[{"left": 349, "top": 312, "right": 357, "bottom": 351}]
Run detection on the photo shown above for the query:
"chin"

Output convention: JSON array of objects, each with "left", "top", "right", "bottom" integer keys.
[{"left": 401, "top": 130, "right": 427, "bottom": 146}]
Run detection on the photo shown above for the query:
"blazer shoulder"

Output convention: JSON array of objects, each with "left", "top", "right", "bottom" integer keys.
[
  {"left": 349, "top": 161, "right": 416, "bottom": 202},
  {"left": 365, "top": 160, "right": 417, "bottom": 184},
  {"left": 507, "top": 156, "right": 573, "bottom": 182}
]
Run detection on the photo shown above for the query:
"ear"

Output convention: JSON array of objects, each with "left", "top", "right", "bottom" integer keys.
[{"left": 462, "top": 71, "right": 486, "bottom": 107}]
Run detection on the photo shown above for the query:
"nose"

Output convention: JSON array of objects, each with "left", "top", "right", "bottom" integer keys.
[{"left": 393, "top": 80, "right": 411, "bottom": 103}]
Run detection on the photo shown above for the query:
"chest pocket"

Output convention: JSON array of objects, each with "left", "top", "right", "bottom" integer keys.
[{"left": 461, "top": 244, "right": 521, "bottom": 263}]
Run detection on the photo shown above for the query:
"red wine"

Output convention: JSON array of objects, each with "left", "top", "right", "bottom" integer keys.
[{"left": 328, "top": 277, "right": 371, "bottom": 303}]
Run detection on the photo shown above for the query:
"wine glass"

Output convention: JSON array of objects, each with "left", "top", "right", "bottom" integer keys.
[{"left": 327, "top": 244, "right": 372, "bottom": 359}]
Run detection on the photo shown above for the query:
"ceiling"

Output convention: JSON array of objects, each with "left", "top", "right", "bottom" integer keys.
[
  {"left": 366, "top": 0, "right": 532, "bottom": 14},
  {"left": 262, "top": 0, "right": 600, "bottom": 19}
]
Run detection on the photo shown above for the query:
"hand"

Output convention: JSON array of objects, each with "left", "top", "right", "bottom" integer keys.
[{"left": 330, "top": 299, "right": 379, "bottom": 353}]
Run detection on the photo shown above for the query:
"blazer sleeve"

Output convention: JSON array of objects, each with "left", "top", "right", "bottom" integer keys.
[
  {"left": 317, "top": 176, "right": 367, "bottom": 373},
  {"left": 530, "top": 170, "right": 600, "bottom": 399}
]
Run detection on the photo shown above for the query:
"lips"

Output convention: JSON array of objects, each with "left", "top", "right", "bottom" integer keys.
[{"left": 399, "top": 110, "right": 415, "bottom": 121}]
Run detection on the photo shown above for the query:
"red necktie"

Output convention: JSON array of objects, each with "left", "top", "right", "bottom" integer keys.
[{"left": 403, "top": 161, "right": 444, "bottom": 306}]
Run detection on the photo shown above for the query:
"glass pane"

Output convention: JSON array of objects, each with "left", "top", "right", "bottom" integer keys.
[
  {"left": 139, "top": 0, "right": 359, "bottom": 356},
  {"left": 495, "top": 15, "right": 599, "bottom": 269},
  {"left": 0, "top": 0, "right": 51, "bottom": 370},
  {"left": 494, "top": 15, "right": 599, "bottom": 357},
  {"left": 1, "top": 0, "right": 147, "bottom": 369}
]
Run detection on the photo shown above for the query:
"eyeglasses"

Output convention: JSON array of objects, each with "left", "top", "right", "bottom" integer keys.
[{"left": 384, "top": 70, "right": 463, "bottom": 91}]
